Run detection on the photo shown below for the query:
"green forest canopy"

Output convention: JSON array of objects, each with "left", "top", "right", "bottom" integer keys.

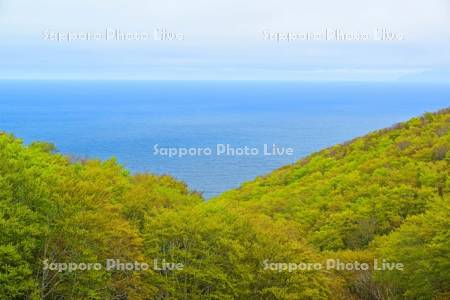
[{"left": 0, "top": 108, "right": 449, "bottom": 299}]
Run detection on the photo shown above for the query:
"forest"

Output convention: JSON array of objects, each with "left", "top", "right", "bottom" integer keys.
[{"left": 0, "top": 108, "right": 449, "bottom": 299}]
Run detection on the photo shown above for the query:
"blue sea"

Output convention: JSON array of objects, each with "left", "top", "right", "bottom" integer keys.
[{"left": 0, "top": 81, "right": 449, "bottom": 198}]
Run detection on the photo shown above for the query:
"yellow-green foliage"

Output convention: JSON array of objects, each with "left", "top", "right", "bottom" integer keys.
[
  {"left": 214, "top": 108, "right": 450, "bottom": 299},
  {"left": 0, "top": 108, "right": 448, "bottom": 299},
  {"left": 0, "top": 134, "right": 200, "bottom": 299}
]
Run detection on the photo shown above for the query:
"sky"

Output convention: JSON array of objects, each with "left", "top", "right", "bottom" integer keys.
[{"left": 0, "top": 0, "right": 450, "bottom": 81}]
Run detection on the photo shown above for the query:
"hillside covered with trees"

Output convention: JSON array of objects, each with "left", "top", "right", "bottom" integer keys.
[{"left": 0, "top": 108, "right": 449, "bottom": 299}]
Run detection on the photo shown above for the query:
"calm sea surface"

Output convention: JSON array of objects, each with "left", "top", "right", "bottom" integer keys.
[{"left": 0, "top": 81, "right": 449, "bottom": 198}]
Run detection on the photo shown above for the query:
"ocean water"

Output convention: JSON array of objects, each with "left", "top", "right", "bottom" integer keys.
[{"left": 0, "top": 80, "right": 449, "bottom": 198}]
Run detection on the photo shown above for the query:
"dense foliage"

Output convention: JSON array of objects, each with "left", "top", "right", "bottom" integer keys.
[{"left": 0, "top": 108, "right": 449, "bottom": 299}]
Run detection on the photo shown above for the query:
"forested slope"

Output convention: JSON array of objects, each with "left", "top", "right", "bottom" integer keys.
[
  {"left": 213, "top": 108, "right": 450, "bottom": 299},
  {"left": 0, "top": 108, "right": 449, "bottom": 299}
]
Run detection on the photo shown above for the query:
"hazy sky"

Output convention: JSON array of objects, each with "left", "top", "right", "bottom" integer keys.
[{"left": 1, "top": 0, "right": 449, "bottom": 80}]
